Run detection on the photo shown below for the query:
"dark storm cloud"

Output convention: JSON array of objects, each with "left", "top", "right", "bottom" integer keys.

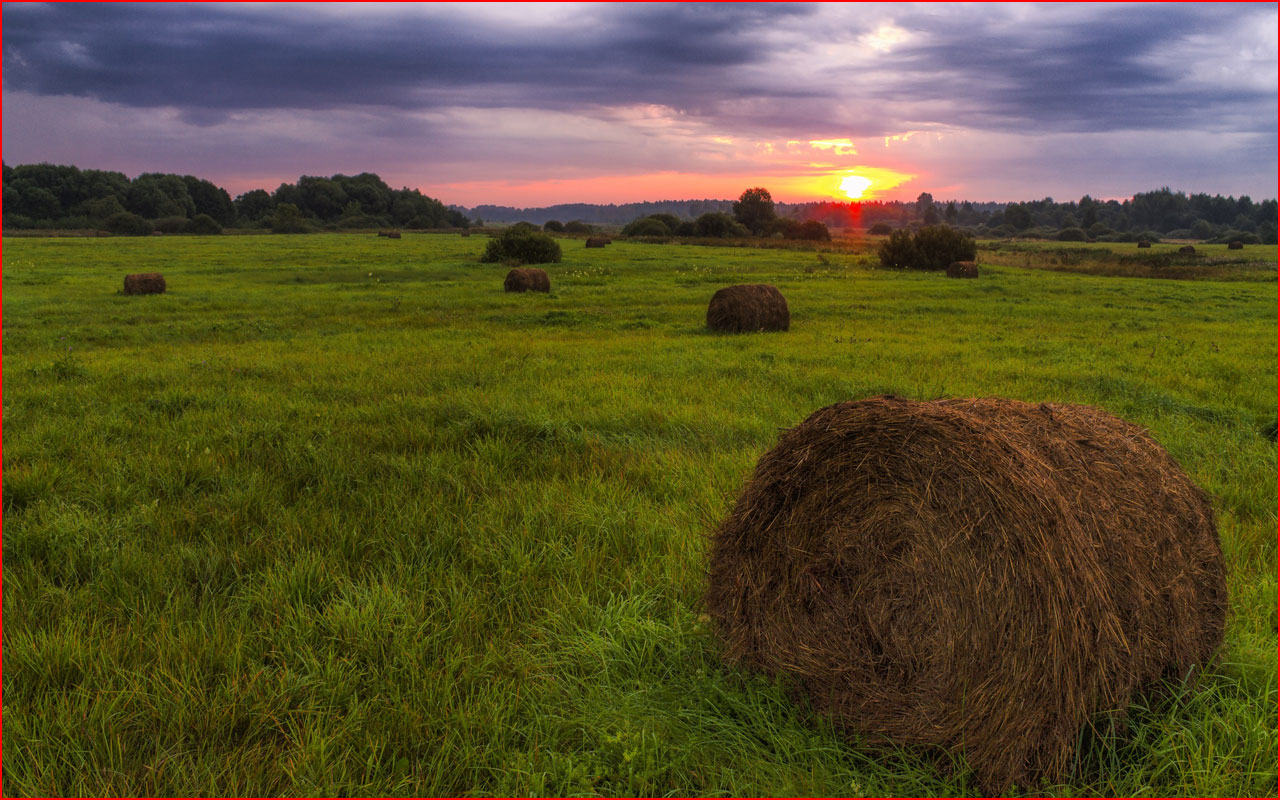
[
  {"left": 7, "top": 2, "right": 1271, "bottom": 138},
  {"left": 2, "top": 3, "right": 816, "bottom": 120},
  {"left": 873, "top": 3, "right": 1276, "bottom": 134}
]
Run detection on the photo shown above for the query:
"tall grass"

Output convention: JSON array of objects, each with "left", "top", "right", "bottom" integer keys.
[{"left": 3, "top": 234, "right": 1275, "bottom": 795}]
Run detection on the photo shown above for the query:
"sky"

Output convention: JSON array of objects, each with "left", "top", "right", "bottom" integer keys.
[{"left": 3, "top": 2, "right": 1277, "bottom": 206}]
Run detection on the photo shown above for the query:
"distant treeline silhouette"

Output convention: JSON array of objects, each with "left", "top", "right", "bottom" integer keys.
[
  {"left": 3, "top": 163, "right": 468, "bottom": 232},
  {"left": 465, "top": 190, "right": 1277, "bottom": 243},
  {"left": 3, "top": 162, "right": 1274, "bottom": 243}
]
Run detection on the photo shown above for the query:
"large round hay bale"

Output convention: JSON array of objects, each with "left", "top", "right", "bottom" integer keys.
[
  {"left": 706, "top": 284, "right": 789, "bottom": 332},
  {"left": 1178, "top": 245, "right": 1195, "bottom": 254},
  {"left": 946, "top": 260, "right": 979, "bottom": 278},
  {"left": 1228, "top": 240, "right": 1244, "bottom": 250},
  {"left": 1137, "top": 240, "right": 1152, "bottom": 248},
  {"left": 123, "top": 273, "right": 166, "bottom": 295},
  {"left": 707, "top": 396, "right": 1225, "bottom": 793},
  {"left": 504, "top": 267, "right": 550, "bottom": 293},
  {"left": 585, "top": 237, "right": 611, "bottom": 248}
]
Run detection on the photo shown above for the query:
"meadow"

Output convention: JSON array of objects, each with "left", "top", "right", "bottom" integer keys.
[{"left": 3, "top": 232, "right": 1276, "bottom": 796}]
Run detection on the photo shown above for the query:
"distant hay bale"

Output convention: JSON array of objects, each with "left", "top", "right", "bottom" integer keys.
[
  {"left": 707, "top": 396, "right": 1226, "bottom": 794},
  {"left": 503, "top": 267, "right": 550, "bottom": 293},
  {"left": 460, "top": 230, "right": 472, "bottom": 237},
  {"left": 1178, "top": 245, "right": 1195, "bottom": 255},
  {"left": 1228, "top": 240, "right": 1244, "bottom": 250},
  {"left": 585, "top": 237, "right": 611, "bottom": 248},
  {"left": 1137, "top": 240, "right": 1152, "bottom": 248},
  {"left": 387, "top": 231, "right": 401, "bottom": 239},
  {"left": 946, "top": 260, "right": 979, "bottom": 278},
  {"left": 1087, "top": 237, "right": 1097, "bottom": 243},
  {"left": 706, "top": 284, "right": 790, "bottom": 333},
  {"left": 123, "top": 273, "right": 166, "bottom": 295}
]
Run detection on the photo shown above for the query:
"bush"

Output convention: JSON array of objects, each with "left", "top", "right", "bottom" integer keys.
[
  {"left": 543, "top": 220, "right": 564, "bottom": 233},
  {"left": 622, "top": 217, "right": 671, "bottom": 236},
  {"left": 563, "top": 221, "right": 592, "bottom": 234},
  {"left": 878, "top": 225, "right": 976, "bottom": 271},
  {"left": 1056, "top": 227, "right": 1087, "bottom": 242},
  {"left": 480, "top": 228, "right": 562, "bottom": 265},
  {"left": 869, "top": 222, "right": 894, "bottom": 235},
  {"left": 794, "top": 220, "right": 831, "bottom": 241},
  {"left": 694, "top": 212, "right": 749, "bottom": 238},
  {"left": 103, "top": 212, "right": 154, "bottom": 236},
  {"left": 509, "top": 221, "right": 539, "bottom": 234},
  {"left": 189, "top": 214, "right": 223, "bottom": 235},
  {"left": 673, "top": 221, "right": 696, "bottom": 236},
  {"left": 1211, "top": 230, "right": 1261, "bottom": 245},
  {"left": 154, "top": 216, "right": 194, "bottom": 234},
  {"left": 271, "top": 203, "right": 313, "bottom": 234}
]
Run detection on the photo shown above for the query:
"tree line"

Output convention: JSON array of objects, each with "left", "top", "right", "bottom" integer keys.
[{"left": 2, "top": 162, "right": 468, "bottom": 233}]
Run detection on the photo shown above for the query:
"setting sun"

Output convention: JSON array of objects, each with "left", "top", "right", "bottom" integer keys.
[{"left": 840, "top": 174, "right": 873, "bottom": 199}]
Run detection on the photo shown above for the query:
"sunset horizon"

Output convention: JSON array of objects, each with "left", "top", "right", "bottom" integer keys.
[{"left": 5, "top": 3, "right": 1276, "bottom": 208}]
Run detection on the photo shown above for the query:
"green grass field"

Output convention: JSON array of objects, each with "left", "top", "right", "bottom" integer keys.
[{"left": 3, "top": 233, "right": 1276, "bottom": 796}]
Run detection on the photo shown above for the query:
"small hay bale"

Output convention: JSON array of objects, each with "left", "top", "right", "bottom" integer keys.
[
  {"left": 386, "top": 231, "right": 401, "bottom": 239},
  {"left": 1228, "top": 240, "right": 1244, "bottom": 250},
  {"left": 1178, "top": 245, "right": 1195, "bottom": 255},
  {"left": 504, "top": 267, "right": 550, "bottom": 293},
  {"left": 123, "top": 273, "right": 166, "bottom": 295},
  {"left": 706, "top": 284, "right": 789, "bottom": 333},
  {"left": 707, "top": 396, "right": 1226, "bottom": 793},
  {"left": 946, "top": 260, "right": 979, "bottom": 278},
  {"left": 585, "top": 237, "right": 611, "bottom": 248},
  {"left": 1137, "top": 240, "right": 1152, "bottom": 248}
]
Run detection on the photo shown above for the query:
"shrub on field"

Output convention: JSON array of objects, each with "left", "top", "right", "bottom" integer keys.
[
  {"left": 543, "top": 220, "right": 564, "bottom": 232},
  {"left": 563, "top": 221, "right": 593, "bottom": 234},
  {"left": 879, "top": 225, "right": 976, "bottom": 271},
  {"left": 188, "top": 214, "right": 223, "bottom": 235},
  {"left": 481, "top": 227, "right": 562, "bottom": 264},
  {"left": 648, "top": 213, "right": 682, "bottom": 232},
  {"left": 1136, "top": 231, "right": 1163, "bottom": 243},
  {"left": 1212, "top": 230, "right": 1261, "bottom": 245},
  {"left": 694, "top": 212, "right": 749, "bottom": 238},
  {"left": 869, "top": 222, "right": 894, "bottom": 235},
  {"left": 707, "top": 395, "right": 1226, "bottom": 794},
  {"left": 153, "top": 216, "right": 193, "bottom": 234},
  {"left": 673, "top": 221, "right": 697, "bottom": 236},
  {"left": 622, "top": 217, "right": 671, "bottom": 236},
  {"left": 103, "top": 212, "right": 154, "bottom": 236},
  {"left": 509, "top": 221, "right": 539, "bottom": 234},
  {"left": 794, "top": 220, "right": 832, "bottom": 241},
  {"left": 1056, "top": 227, "right": 1087, "bottom": 242}
]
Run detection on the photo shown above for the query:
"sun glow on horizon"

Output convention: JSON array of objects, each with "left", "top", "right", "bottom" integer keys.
[{"left": 840, "top": 174, "right": 873, "bottom": 199}]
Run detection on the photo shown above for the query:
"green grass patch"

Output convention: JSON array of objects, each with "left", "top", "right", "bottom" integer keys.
[{"left": 3, "top": 234, "right": 1276, "bottom": 796}]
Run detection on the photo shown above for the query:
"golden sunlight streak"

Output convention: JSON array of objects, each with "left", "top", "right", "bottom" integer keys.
[{"left": 829, "top": 167, "right": 916, "bottom": 200}]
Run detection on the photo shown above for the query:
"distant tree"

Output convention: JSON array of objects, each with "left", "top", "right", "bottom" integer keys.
[
  {"left": 543, "top": 220, "right": 565, "bottom": 232},
  {"left": 923, "top": 204, "right": 941, "bottom": 224},
  {"left": 1079, "top": 195, "right": 1099, "bottom": 229},
  {"left": 794, "top": 220, "right": 831, "bottom": 241},
  {"left": 732, "top": 187, "right": 776, "bottom": 235},
  {"left": 563, "top": 221, "right": 592, "bottom": 234},
  {"left": 189, "top": 213, "right": 223, "bottom": 235},
  {"left": 1003, "top": 203, "right": 1032, "bottom": 230},
  {"left": 944, "top": 201, "right": 958, "bottom": 224},
  {"left": 869, "top": 222, "right": 894, "bottom": 235},
  {"left": 647, "top": 213, "right": 681, "bottom": 231},
  {"left": 127, "top": 173, "right": 196, "bottom": 219},
  {"left": 234, "top": 189, "right": 275, "bottom": 224},
  {"left": 1056, "top": 227, "right": 1087, "bottom": 241},
  {"left": 271, "top": 203, "right": 311, "bottom": 233}
]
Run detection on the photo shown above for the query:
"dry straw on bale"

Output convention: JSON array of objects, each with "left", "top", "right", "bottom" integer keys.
[
  {"left": 706, "top": 395, "right": 1226, "bottom": 794},
  {"left": 706, "top": 284, "right": 789, "bottom": 333},
  {"left": 585, "top": 237, "right": 611, "bottom": 248},
  {"left": 1228, "top": 240, "right": 1244, "bottom": 250},
  {"left": 503, "top": 267, "right": 550, "bottom": 293},
  {"left": 1178, "top": 245, "right": 1195, "bottom": 254},
  {"left": 946, "top": 260, "right": 979, "bottom": 278},
  {"left": 123, "top": 273, "right": 166, "bottom": 295}
]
